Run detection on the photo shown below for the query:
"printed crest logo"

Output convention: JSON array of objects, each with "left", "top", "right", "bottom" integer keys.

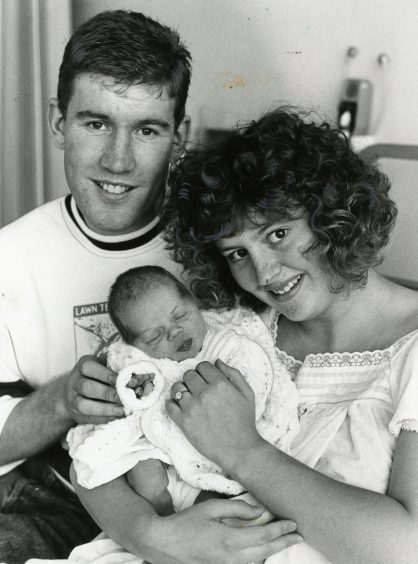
[{"left": 73, "top": 301, "right": 119, "bottom": 360}]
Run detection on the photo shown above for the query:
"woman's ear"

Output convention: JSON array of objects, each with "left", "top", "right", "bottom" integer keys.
[{"left": 48, "top": 98, "right": 66, "bottom": 150}]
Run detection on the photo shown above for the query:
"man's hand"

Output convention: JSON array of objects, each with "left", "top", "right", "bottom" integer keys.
[
  {"left": 62, "top": 355, "right": 125, "bottom": 425},
  {"left": 145, "top": 498, "right": 302, "bottom": 563},
  {"left": 74, "top": 472, "right": 302, "bottom": 564}
]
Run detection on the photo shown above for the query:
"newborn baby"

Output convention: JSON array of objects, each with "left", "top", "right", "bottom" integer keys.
[{"left": 68, "top": 266, "right": 299, "bottom": 516}]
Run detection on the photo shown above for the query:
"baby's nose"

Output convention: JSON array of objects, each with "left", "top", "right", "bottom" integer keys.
[{"left": 167, "top": 325, "right": 183, "bottom": 340}]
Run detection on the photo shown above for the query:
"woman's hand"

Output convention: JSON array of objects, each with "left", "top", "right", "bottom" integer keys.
[{"left": 166, "top": 359, "right": 263, "bottom": 474}]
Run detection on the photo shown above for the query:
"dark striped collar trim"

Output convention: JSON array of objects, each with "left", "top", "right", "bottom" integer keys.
[{"left": 64, "top": 195, "right": 163, "bottom": 251}]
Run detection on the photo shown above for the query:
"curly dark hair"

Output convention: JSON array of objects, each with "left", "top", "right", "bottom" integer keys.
[
  {"left": 58, "top": 10, "right": 192, "bottom": 126},
  {"left": 163, "top": 107, "right": 397, "bottom": 311}
]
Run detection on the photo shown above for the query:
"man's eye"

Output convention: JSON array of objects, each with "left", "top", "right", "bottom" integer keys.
[
  {"left": 227, "top": 249, "right": 248, "bottom": 263},
  {"left": 268, "top": 229, "right": 287, "bottom": 244},
  {"left": 139, "top": 127, "right": 156, "bottom": 137},
  {"left": 87, "top": 121, "right": 107, "bottom": 131}
]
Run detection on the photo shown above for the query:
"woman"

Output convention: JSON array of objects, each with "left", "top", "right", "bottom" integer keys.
[{"left": 163, "top": 107, "right": 418, "bottom": 564}]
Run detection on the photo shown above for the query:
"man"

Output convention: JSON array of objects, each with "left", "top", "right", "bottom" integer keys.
[{"left": 0, "top": 10, "right": 297, "bottom": 564}]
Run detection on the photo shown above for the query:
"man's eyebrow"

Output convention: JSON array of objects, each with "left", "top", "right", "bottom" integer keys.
[
  {"left": 137, "top": 118, "right": 171, "bottom": 129},
  {"left": 75, "top": 110, "right": 109, "bottom": 120},
  {"left": 74, "top": 110, "right": 171, "bottom": 129}
]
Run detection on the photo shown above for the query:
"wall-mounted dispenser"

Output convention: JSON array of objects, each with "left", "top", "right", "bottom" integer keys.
[{"left": 338, "top": 79, "right": 373, "bottom": 136}]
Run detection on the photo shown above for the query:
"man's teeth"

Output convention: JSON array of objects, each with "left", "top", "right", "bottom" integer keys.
[
  {"left": 98, "top": 182, "right": 130, "bottom": 194},
  {"left": 272, "top": 275, "right": 302, "bottom": 296}
]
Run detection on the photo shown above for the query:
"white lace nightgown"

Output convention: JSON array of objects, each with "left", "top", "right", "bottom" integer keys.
[{"left": 262, "top": 309, "right": 418, "bottom": 563}]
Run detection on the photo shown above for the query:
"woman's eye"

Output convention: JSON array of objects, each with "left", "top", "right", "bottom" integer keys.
[
  {"left": 227, "top": 249, "right": 248, "bottom": 263},
  {"left": 268, "top": 229, "right": 287, "bottom": 244}
]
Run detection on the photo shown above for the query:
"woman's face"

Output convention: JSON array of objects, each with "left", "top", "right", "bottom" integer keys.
[{"left": 216, "top": 211, "right": 337, "bottom": 322}]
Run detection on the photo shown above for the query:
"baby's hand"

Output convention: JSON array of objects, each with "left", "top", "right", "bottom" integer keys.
[{"left": 126, "top": 372, "right": 155, "bottom": 399}]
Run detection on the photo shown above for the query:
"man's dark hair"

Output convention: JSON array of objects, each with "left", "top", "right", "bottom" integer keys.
[
  {"left": 58, "top": 10, "right": 192, "bottom": 125},
  {"left": 108, "top": 265, "right": 191, "bottom": 343}
]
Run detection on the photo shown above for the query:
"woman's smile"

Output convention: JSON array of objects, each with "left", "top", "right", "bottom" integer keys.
[
  {"left": 216, "top": 213, "right": 336, "bottom": 321},
  {"left": 268, "top": 273, "right": 303, "bottom": 302}
]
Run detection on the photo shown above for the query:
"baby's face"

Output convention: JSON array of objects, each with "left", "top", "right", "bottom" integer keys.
[{"left": 124, "top": 284, "right": 207, "bottom": 361}]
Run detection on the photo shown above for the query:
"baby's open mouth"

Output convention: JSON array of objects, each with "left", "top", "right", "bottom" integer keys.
[{"left": 177, "top": 338, "right": 192, "bottom": 352}]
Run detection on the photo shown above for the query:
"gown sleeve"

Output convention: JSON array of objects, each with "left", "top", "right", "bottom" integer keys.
[{"left": 389, "top": 332, "right": 418, "bottom": 437}]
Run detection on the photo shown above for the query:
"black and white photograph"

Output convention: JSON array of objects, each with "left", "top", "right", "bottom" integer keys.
[{"left": 0, "top": 1, "right": 417, "bottom": 563}]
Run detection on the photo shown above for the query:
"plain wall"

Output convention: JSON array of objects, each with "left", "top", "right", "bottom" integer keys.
[{"left": 74, "top": 0, "right": 418, "bottom": 145}]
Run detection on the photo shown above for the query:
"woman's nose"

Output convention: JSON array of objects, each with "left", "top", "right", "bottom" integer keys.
[
  {"left": 253, "top": 253, "right": 282, "bottom": 287},
  {"left": 100, "top": 132, "right": 136, "bottom": 173}
]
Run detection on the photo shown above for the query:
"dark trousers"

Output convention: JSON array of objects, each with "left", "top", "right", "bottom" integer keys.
[{"left": 0, "top": 456, "right": 100, "bottom": 564}]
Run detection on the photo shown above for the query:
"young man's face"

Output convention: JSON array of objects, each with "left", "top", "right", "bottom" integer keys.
[{"left": 49, "top": 73, "right": 189, "bottom": 235}]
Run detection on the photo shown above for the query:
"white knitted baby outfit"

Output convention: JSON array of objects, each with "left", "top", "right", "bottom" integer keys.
[{"left": 68, "top": 308, "right": 299, "bottom": 494}]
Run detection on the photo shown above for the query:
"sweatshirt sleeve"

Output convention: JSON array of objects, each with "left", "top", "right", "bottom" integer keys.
[{"left": 0, "top": 321, "right": 28, "bottom": 475}]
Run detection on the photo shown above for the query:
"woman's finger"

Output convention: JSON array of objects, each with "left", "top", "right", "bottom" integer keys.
[
  {"left": 183, "top": 369, "right": 208, "bottom": 394},
  {"left": 194, "top": 361, "right": 224, "bottom": 384},
  {"left": 170, "top": 381, "right": 192, "bottom": 404},
  {"left": 166, "top": 397, "right": 182, "bottom": 421},
  {"left": 170, "top": 381, "right": 188, "bottom": 397},
  {"left": 215, "top": 359, "right": 253, "bottom": 396}
]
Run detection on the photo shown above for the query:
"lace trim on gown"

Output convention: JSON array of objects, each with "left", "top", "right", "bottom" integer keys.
[
  {"left": 400, "top": 420, "right": 418, "bottom": 433},
  {"left": 264, "top": 309, "right": 418, "bottom": 374}
]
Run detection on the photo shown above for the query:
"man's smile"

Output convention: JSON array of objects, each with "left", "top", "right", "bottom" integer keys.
[{"left": 95, "top": 180, "right": 136, "bottom": 195}]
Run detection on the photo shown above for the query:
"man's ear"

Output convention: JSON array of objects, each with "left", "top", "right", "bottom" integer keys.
[
  {"left": 171, "top": 115, "right": 191, "bottom": 161},
  {"left": 48, "top": 98, "right": 66, "bottom": 150}
]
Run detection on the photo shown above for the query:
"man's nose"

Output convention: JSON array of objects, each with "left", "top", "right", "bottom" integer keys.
[
  {"left": 100, "top": 131, "right": 136, "bottom": 173},
  {"left": 167, "top": 325, "right": 183, "bottom": 341}
]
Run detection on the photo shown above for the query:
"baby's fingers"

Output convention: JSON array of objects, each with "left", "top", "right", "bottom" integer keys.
[{"left": 126, "top": 372, "right": 155, "bottom": 388}]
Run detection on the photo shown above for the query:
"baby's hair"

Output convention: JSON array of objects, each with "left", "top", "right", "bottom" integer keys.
[{"left": 108, "top": 266, "right": 191, "bottom": 344}]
